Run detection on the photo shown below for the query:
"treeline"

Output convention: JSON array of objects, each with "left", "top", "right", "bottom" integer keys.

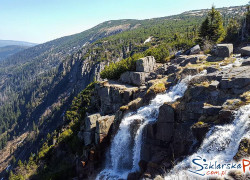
[
  {"left": 100, "top": 5, "right": 250, "bottom": 80},
  {"left": 199, "top": 5, "right": 250, "bottom": 45}
]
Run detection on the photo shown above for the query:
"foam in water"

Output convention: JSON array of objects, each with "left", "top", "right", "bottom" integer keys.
[
  {"left": 165, "top": 104, "right": 250, "bottom": 180},
  {"left": 97, "top": 71, "right": 206, "bottom": 180}
]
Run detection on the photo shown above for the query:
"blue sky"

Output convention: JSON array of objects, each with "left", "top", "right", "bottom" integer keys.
[{"left": 0, "top": 0, "right": 249, "bottom": 43}]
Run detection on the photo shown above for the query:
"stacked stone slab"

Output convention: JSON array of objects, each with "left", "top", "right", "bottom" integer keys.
[
  {"left": 78, "top": 113, "right": 115, "bottom": 146},
  {"left": 136, "top": 56, "right": 156, "bottom": 72},
  {"left": 119, "top": 56, "right": 156, "bottom": 86}
]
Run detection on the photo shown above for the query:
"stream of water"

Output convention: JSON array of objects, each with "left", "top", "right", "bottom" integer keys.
[{"left": 97, "top": 71, "right": 207, "bottom": 180}]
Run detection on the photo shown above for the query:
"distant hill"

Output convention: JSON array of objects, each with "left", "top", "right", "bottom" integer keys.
[
  {"left": 0, "top": 45, "right": 30, "bottom": 61},
  {"left": 0, "top": 40, "right": 37, "bottom": 48}
]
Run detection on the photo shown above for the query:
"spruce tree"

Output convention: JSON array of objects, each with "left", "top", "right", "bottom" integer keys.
[
  {"left": 246, "top": 5, "right": 250, "bottom": 36},
  {"left": 199, "top": 6, "right": 225, "bottom": 43},
  {"left": 200, "top": 17, "right": 210, "bottom": 38}
]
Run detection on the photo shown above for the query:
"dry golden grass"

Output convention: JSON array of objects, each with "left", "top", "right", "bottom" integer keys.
[
  {"left": 241, "top": 91, "right": 250, "bottom": 104},
  {"left": 171, "top": 101, "right": 180, "bottom": 109},
  {"left": 203, "top": 102, "right": 213, "bottom": 107},
  {"left": 147, "top": 78, "right": 168, "bottom": 94},
  {"left": 194, "top": 81, "right": 210, "bottom": 87},
  {"left": 120, "top": 105, "right": 129, "bottom": 111},
  {"left": 223, "top": 99, "right": 244, "bottom": 110}
]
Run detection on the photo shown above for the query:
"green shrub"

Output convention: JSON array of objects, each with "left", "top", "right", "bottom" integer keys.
[
  {"left": 144, "top": 45, "right": 170, "bottom": 63},
  {"left": 58, "top": 129, "right": 73, "bottom": 143},
  {"left": 100, "top": 53, "right": 143, "bottom": 80},
  {"left": 38, "top": 142, "right": 53, "bottom": 159}
]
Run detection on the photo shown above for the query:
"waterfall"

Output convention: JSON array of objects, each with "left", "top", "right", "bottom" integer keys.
[
  {"left": 97, "top": 71, "right": 207, "bottom": 180},
  {"left": 165, "top": 104, "right": 250, "bottom": 180}
]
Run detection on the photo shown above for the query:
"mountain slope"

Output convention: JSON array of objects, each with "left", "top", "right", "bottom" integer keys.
[
  {"left": 0, "top": 5, "right": 248, "bottom": 179},
  {"left": 0, "top": 45, "right": 30, "bottom": 61},
  {"left": 0, "top": 19, "right": 142, "bottom": 152}
]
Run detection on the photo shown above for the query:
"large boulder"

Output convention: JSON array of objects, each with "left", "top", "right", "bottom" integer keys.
[
  {"left": 120, "top": 71, "right": 132, "bottom": 84},
  {"left": 240, "top": 46, "right": 250, "bottom": 57},
  {"left": 120, "top": 71, "right": 149, "bottom": 86},
  {"left": 136, "top": 56, "right": 156, "bottom": 72},
  {"left": 212, "top": 44, "right": 233, "bottom": 57},
  {"left": 186, "top": 45, "right": 201, "bottom": 55},
  {"left": 131, "top": 72, "right": 147, "bottom": 86},
  {"left": 219, "top": 66, "right": 250, "bottom": 92},
  {"left": 141, "top": 104, "right": 175, "bottom": 162},
  {"left": 158, "top": 103, "right": 175, "bottom": 123},
  {"left": 95, "top": 81, "right": 139, "bottom": 114},
  {"left": 149, "top": 104, "right": 175, "bottom": 143},
  {"left": 171, "top": 55, "right": 204, "bottom": 67},
  {"left": 95, "top": 115, "right": 115, "bottom": 144}
]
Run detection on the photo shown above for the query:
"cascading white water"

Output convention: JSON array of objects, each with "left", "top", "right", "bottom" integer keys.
[
  {"left": 165, "top": 104, "right": 250, "bottom": 180},
  {"left": 97, "top": 71, "right": 207, "bottom": 180}
]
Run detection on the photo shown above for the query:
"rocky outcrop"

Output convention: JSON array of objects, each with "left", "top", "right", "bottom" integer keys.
[
  {"left": 95, "top": 115, "right": 115, "bottom": 144},
  {"left": 77, "top": 49, "right": 250, "bottom": 179},
  {"left": 78, "top": 113, "right": 115, "bottom": 146},
  {"left": 219, "top": 66, "right": 250, "bottom": 94},
  {"left": 94, "top": 81, "right": 141, "bottom": 114},
  {"left": 136, "top": 56, "right": 156, "bottom": 72},
  {"left": 171, "top": 55, "right": 205, "bottom": 67},
  {"left": 185, "top": 45, "right": 201, "bottom": 55},
  {"left": 120, "top": 71, "right": 150, "bottom": 86},
  {"left": 119, "top": 56, "right": 156, "bottom": 86},
  {"left": 212, "top": 44, "right": 233, "bottom": 57},
  {"left": 191, "top": 122, "right": 210, "bottom": 143},
  {"left": 234, "top": 138, "right": 250, "bottom": 161},
  {"left": 141, "top": 103, "right": 196, "bottom": 177},
  {"left": 240, "top": 46, "right": 250, "bottom": 56}
]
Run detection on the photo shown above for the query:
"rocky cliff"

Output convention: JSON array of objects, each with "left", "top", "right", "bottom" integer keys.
[{"left": 71, "top": 44, "right": 250, "bottom": 179}]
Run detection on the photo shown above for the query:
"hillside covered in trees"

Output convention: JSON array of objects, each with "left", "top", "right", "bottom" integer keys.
[{"left": 0, "top": 4, "right": 250, "bottom": 180}]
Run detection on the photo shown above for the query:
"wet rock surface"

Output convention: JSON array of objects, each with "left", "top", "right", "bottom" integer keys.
[
  {"left": 75, "top": 50, "right": 250, "bottom": 179},
  {"left": 234, "top": 138, "right": 250, "bottom": 161}
]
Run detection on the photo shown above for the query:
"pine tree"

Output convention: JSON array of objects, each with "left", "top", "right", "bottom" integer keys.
[
  {"left": 225, "top": 18, "right": 240, "bottom": 42},
  {"left": 17, "top": 160, "right": 23, "bottom": 168},
  {"left": 200, "top": 17, "right": 210, "bottom": 38},
  {"left": 199, "top": 6, "right": 225, "bottom": 43}
]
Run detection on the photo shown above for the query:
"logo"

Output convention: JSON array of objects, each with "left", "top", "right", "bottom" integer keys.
[{"left": 188, "top": 156, "right": 250, "bottom": 177}]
